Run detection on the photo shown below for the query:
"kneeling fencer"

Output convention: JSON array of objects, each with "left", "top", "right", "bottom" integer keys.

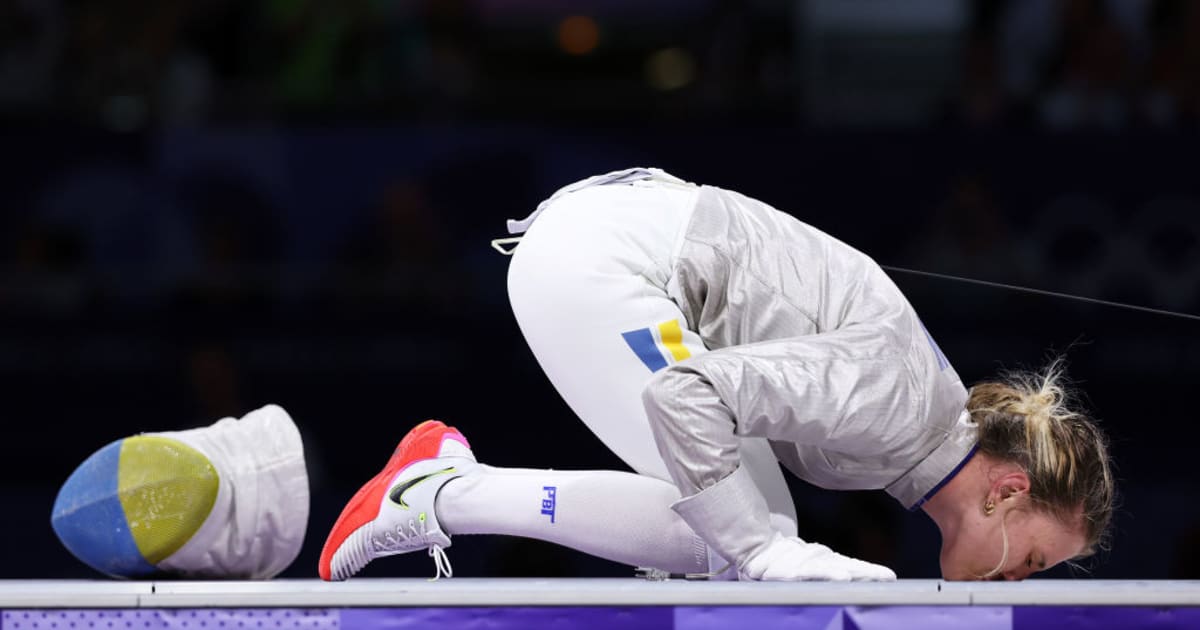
[
  {"left": 319, "top": 168, "right": 1116, "bottom": 582},
  {"left": 49, "top": 168, "right": 1113, "bottom": 583}
]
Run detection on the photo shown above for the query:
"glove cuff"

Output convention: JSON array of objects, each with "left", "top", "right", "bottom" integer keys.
[{"left": 671, "top": 465, "right": 780, "bottom": 575}]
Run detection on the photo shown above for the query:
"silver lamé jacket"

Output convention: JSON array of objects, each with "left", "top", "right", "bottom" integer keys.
[{"left": 643, "top": 182, "right": 978, "bottom": 510}]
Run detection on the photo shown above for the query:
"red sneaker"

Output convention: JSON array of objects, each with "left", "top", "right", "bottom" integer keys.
[{"left": 319, "top": 420, "right": 476, "bottom": 581}]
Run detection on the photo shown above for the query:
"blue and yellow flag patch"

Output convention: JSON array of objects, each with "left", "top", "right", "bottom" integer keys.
[{"left": 621, "top": 319, "right": 693, "bottom": 372}]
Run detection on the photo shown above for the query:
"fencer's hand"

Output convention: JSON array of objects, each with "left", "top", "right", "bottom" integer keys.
[{"left": 739, "top": 535, "right": 897, "bottom": 582}]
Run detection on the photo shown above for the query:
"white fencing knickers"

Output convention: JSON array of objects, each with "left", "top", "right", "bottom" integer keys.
[{"left": 503, "top": 168, "right": 798, "bottom": 559}]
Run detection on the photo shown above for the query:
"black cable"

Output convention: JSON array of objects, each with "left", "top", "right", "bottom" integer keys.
[{"left": 881, "top": 265, "right": 1200, "bottom": 323}]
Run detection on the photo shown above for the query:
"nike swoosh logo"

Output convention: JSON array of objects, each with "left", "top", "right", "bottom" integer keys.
[{"left": 388, "top": 466, "right": 457, "bottom": 509}]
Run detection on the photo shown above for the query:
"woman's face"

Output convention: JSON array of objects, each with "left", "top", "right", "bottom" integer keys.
[{"left": 941, "top": 497, "right": 1086, "bottom": 581}]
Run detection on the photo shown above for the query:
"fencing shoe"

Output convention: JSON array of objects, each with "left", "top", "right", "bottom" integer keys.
[{"left": 320, "top": 420, "right": 476, "bottom": 581}]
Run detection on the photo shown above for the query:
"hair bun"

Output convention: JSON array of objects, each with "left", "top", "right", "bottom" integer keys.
[{"left": 966, "top": 357, "right": 1113, "bottom": 560}]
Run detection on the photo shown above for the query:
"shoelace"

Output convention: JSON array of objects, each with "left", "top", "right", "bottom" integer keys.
[
  {"left": 375, "top": 518, "right": 455, "bottom": 581},
  {"left": 429, "top": 545, "right": 453, "bottom": 581}
]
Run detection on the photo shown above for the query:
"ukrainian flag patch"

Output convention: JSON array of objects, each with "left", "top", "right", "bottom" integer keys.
[{"left": 621, "top": 319, "right": 693, "bottom": 372}]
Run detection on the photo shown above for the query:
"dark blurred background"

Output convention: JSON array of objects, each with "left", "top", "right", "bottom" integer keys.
[{"left": 1, "top": 0, "right": 1198, "bottom": 581}]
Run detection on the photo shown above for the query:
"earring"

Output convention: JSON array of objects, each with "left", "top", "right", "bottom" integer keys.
[{"left": 983, "top": 500, "right": 995, "bottom": 516}]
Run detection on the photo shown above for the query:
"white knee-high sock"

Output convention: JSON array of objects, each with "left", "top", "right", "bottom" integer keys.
[{"left": 436, "top": 465, "right": 708, "bottom": 574}]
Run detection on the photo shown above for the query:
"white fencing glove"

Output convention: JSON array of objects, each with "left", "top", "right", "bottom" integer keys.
[
  {"left": 740, "top": 535, "right": 897, "bottom": 581},
  {"left": 673, "top": 464, "right": 896, "bottom": 582}
]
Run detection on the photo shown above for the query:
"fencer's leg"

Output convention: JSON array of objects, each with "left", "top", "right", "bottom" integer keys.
[
  {"left": 506, "top": 182, "right": 798, "bottom": 577},
  {"left": 319, "top": 419, "right": 708, "bottom": 580},
  {"left": 437, "top": 466, "right": 707, "bottom": 574}
]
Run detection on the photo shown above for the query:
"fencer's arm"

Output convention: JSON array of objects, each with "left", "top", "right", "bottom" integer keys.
[
  {"left": 641, "top": 331, "right": 909, "bottom": 579},
  {"left": 643, "top": 332, "right": 903, "bottom": 495},
  {"left": 641, "top": 364, "right": 740, "bottom": 496},
  {"left": 641, "top": 361, "right": 776, "bottom": 575}
]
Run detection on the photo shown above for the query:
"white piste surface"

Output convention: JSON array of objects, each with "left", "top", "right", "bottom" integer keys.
[{"left": 1, "top": 579, "right": 1199, "bottom": 608}]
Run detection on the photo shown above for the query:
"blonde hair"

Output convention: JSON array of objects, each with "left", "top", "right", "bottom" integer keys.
[{"left": 967, "top": 358, "right": 1115, "bottom": 558}]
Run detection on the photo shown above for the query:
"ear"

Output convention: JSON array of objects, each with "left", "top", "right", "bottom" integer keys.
[{"left": 989, "top": 469, "right": 1031, "bottom": 505}]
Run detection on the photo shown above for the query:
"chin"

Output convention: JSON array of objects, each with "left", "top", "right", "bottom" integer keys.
[
  {"left": 940, "top": 556, "right": 972, "bottom": 581},
  {"left": 939, "top": 554, "right": 957, "bottom": 581}
]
